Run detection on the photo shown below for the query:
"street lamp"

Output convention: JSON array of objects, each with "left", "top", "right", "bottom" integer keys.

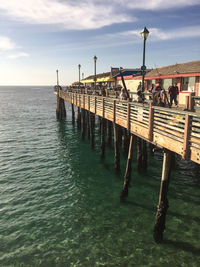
[
  {"left": 140, "top": 27, "right": 149, "bottom": 92},
  {"left": 78, "top": 64, "right": 81, "bottom": 88},
  {"left": 93, "top": 55, "right": 97, "bottom": 90},
  {"left": 56, "top": 69, "right": 59, "bottom": 86}
]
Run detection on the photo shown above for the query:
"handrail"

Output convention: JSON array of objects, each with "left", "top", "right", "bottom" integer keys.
[{"left": 58, "top": 90, "right": 200, "bottom": 164}]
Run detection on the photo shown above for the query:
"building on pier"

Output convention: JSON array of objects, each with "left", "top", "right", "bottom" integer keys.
[
  {"left": 145, "top": 60, "right": 200, "bottom": 105},
  {"left": 81, "top": 67, "right": 146, "bottom": 90},
  {"left": 81, "top": 68, "right": 118, "bottom": 88},
  {"left": 114, "top": 68, "right": 151, "bottom": 92}
]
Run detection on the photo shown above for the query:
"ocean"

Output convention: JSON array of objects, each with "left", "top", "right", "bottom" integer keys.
[{"left": 0, "top": 86, "right": 199, "bottom": 266}]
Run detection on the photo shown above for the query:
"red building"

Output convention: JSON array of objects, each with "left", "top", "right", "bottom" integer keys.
[{"left": 145, "top": 60, "right": 200, "bottom": 105}]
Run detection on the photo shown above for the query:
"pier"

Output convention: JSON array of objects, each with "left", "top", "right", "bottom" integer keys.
[{"left": 55, "top": 86, "right": 200, "bottom": 243}]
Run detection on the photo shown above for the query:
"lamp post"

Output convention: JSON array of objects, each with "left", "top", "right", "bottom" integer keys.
[
  {"left": 56, "top": 69, "right": 59, "bottom": 86},
  {"left": 140, "top": 27, "right": 149, "bottom": 92},
  {"left": 93, "top": 55, "right": 97, "bottom": 90},
  {"left": 78, "top": 64, "right": 81, "bottom": 88}
]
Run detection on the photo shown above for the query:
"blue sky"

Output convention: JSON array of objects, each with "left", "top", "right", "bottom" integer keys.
[{"left": 0, "top": 0, "right": 200, "bottom": 85}]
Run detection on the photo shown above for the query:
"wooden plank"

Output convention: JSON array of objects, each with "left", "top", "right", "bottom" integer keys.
[{"left": 153, "top": 133, "right": 183, "bottom": 155}]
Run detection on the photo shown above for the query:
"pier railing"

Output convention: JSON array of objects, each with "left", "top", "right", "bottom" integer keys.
[{"left": 58, "top": 90, "right": 200, "bottom": 165}]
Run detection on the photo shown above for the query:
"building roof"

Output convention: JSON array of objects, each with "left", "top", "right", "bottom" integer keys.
[
  {"left": 146, "top": 60, "right": 200, "bottom": 78},
  {"left": 112, "top": 68, "right": 142, "bottom": 78},
  {"left": 82, "top": 71, "right": 111, "bottom": 81}
]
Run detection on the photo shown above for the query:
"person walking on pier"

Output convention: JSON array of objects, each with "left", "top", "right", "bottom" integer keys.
[
  {"left": 137, "top": 81, "right": 142, "bottom": 91},
  {"left": 168, "top": 83, "right": 179, "bottom": 107},
  {"left": 120, "top": 88, "right": 128, "bottom": 100}
]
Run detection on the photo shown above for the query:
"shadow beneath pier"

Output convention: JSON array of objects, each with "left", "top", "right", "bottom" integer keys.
[{"left": 163, "top": 239, "right": 200, "bottom": 255}]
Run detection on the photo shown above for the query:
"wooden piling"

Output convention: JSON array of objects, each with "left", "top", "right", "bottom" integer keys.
[
  {"left": 101, "top": 118, "right": 106, "bottom": 159},
  {"left": 89, "top": 112, "right": 95, "bottom": 149},
  {"left": 142, "top": 140, "right": 147, "bottom": 171},
  {"left": 137, "top": 137, "right": 143, "bottom": 172},
  {"left": 113, "top": 123, "right": 120, "bottom": 172},
  {"left": 87, "top": 111, "right": 90, "bottom": 140},
  {"left": 149, "top": 143, "right": 155, "bottom": 156},
  {"left": 77, "top": 107, "right": 81, "bottom": 129},
  {"left": 98, "top": 116, "right": 102, "bottom": 135},
  {"left": 56, "top": 89, "right": 66, "bottom": 120},
  {"left": 122, "top": 128, "right": 129, "bottom": 156},
  {"left": 153, "top": 149, "right": 172, "bottom": 243},
  {"left": 120, "top": 134, "right": 135, "bottom": 201},
  {"left": 71, "top": 103, "right": 75, "bottom": 125},
  {"left": 81, "top": 108, "right": 85, "bottom": 140},
  {"left": 107, "top": 120, "right": 112, "bottom": 147}
]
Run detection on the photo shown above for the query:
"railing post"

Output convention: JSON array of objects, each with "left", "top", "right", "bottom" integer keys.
[
  {"left": 95, "top": 96, "right": 97, "bottom": 114},
  {"left": 183, "top": 114, "right": 191, "bottom": 160},
  {"left": 88, "top": 95, "right": 90, "bottom": 111},
  {"left": 148, "top": 102, "right": 154, "bottom": 141},
  {"left": 113, "top": 100, "right": 116, "bottom": 123},
  {"left": 189, "top": 94, "right": 194, "bottom": 112},
  {"left": 127, "top": 102, "right": 130, "bottom": 131},
  {"left": 102, "top": 97, "right": 105, "bottom": 118},
  {"left": 185, "top": 96, "right": 189, "bottom": 110}
]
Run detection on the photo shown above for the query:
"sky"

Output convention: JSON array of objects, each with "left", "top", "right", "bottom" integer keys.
[{"left": 0, "top": 0, "right": 200, "bottom": 85}]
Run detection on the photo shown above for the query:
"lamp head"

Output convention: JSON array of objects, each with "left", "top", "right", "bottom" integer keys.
[
  {"left": 78, "top": 64, "right": 81, "bottom": 69},
  {"left": 93, "top": 55, "right": 97, "bottom": 62},
  {"left": 140, "top": 27, "right": 149, "bottom": 39}
]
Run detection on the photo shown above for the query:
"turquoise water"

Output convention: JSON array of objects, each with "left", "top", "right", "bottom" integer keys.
[{"left": 0, "top": 86, "right": 199, "bottom": 267}]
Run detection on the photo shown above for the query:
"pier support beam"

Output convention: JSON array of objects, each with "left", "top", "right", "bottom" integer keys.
[
  {"left": 122, "top": 128, "right": 129, "bottom": 156},
  {"left": 87, "top": 111, "right": 90, "bottom": 140},
  {"left": 56, "top": 89, "right": 66, "bottom": 120},
  {"left": 71, "top": 103, "right": 75, "bottom": 125},
  {"left": 120, "top": 134, "right": 135, "bottom": 201},
  {"left": 81, "top": 108, "right": 85, "bottom": 140},
  {"left": 113, "top": 123, "right": 120, "bottom": 172},
  {"left": 77, "top": 107, "right": 81, "bottom": 129},
  {"left": 137, "top": 138, "right": 147, "bottom": 172},
  {"left": 137, "top": 137, "right": 143, "bottom": 172},
  {"left": 89, "top": 112, "right": 95, "bottom": 149},
  {"left": 142, "top": 140, "right": 147, "bottom": 171},
  {"left": 153, "top": 149, "right": 172, "bottom": 243},
  {"left": 101, "top": 118, "right": 106, "bottom": 159},
  {"left": 107, "top": 120, "right": 112, "bottom": 147}
]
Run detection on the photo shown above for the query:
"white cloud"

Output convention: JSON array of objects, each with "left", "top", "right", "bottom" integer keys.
[
  {"left": 8, "top": 52, "right": 29, "bottom": 59},
  {"left": 95, "top": 25, "right": 200, "bottom": 44},
  {"left": 0, "top": 0, "right": 199, "bottom": 30},
  {"left": 114, "top": 0, "right": 200, "bottom": 10},
  {"left": 0, "top": 0, "right": 132, "bottom": 30},
  {"left": 60, "top": 25, "right": 200, "bottom": 51},
  {"left": 0, "top": 36, "right": 17, "bottom": 51},
  {"left": 150, "top": 26, "right": 200, "bottom": 40}
]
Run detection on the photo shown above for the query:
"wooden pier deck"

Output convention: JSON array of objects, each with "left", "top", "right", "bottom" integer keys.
[{"left": 57, "top": 89, "right": 200, "bottom": 165}]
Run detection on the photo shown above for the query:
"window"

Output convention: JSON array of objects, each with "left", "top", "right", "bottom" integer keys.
[
  {"left": 163, "top": 79, "right": 172, "bottom": 90},
  {"left": 147, "top": 79, "right": 155, "bottom": 90},
  {"left": 182, "top": 77, "right": 195, "bottom": 92}
]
